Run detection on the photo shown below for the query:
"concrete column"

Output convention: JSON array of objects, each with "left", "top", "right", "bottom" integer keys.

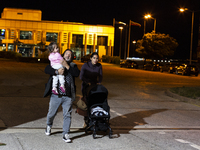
[
  {"left": 59, "top": 32, "right": 62, "bottom": 53},
  {"left": 33, "top": 30, "right": 37, "bottom": 44},
  {"left": 84, "top": 33, "right": 87, "bottom": 55},
  {"left": 5, "top": 29, "right": 9, "bottom": 51},
  {"left": 15, "top": 29, "right": 19, "bottom": 52},
  {"left": 108, "top": 39, "right": 112, "bottom": 56},
  {"left": 32, "top": 46, "right": 35, "bottom": 57},
  {"left": 93, "top": 34, "right": 96, "bottom": 52},
  {"left": 5, "top": 28, "right": 9, "bottom": 39},
  {"left": 6, "top": 43, "right": 8, "bottom": 52},
  {"left": 68, "top": 32, "right": 70, "bottom": 49}
]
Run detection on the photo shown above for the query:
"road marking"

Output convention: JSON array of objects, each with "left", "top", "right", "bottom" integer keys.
[
  {"left": 176, "top": 139, "right": 200, "bottom": 150},
  {"left": 110, "top": 109, "right": 127, "bottom": 118}
]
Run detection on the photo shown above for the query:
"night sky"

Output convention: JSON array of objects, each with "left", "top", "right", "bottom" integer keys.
[{"left": 1, "top": 0, "right": 200, "bottom": 59}]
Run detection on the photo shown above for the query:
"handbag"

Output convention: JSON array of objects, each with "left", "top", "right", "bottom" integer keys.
[{"left": 73, "top": 97, "right": 87, "bottom": 111}]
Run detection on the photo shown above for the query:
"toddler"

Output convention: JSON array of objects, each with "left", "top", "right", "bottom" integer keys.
[{"left": 48, "top": 42, "right": 65, "bottom": 95}]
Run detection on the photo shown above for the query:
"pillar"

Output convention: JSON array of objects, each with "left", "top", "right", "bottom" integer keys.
[
  {"left": 6, "top": 43, "right": 8, "bottom": 52},
  {"left": 59, "top": 32, "right": 62, "bottom": 53},
  {"left": 5, "top": 29, "right": 9, "bottom": 51},
  {"left": 68, "top": 32, "right": 71, "bottom": 49},
  {"left": 32, "top": 46, "right": 35, "bottom": 57},
  {"left": 108, "top": 39, "right": 112, "bottom": 56},
  {"left": 84, "top": 33, "right": 87, "bottom": 55},
  {"left": 93, "top": 34, "right": 96, "bottom": 52}
]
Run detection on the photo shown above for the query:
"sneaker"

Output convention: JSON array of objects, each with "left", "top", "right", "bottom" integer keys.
[
  {"left": 60, "top": 85, "right": 65, "bottom": 93},
  {"left": 45, "top": 125, "right": 51, "bottom": 136},
  {"left": 52, "top": 88, "right": 58, "bottom": 95},
  {"left": 63, "top": 134, "right": 71, "bottom": 143}
]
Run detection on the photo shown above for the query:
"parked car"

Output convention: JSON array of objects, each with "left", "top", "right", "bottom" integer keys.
[
  {"left": 120, "top": 60, "right": 138, "bottom": 68},
  {"left": 175, "top": 64, "right": 199, "bottom": 76},
  {"left": 159, "top": 62, "right": 182, "bottom": 73},
  {"left": 81, "top": 54, "right": 91, "bottom": 62},
  {"left": 143, "top": 62, "right": 161, "bottom": 71}
]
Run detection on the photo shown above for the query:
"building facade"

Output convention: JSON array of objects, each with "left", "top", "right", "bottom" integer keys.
[{"left": 0, "top": 8, "right": 114, "bottom": 59}]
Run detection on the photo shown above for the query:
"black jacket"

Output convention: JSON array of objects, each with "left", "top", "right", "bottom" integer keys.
[{"left": 43, "top": 62, "right": 80, "bottom": 98}]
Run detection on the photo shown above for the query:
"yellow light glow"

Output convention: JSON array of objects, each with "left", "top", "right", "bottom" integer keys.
[
  {"left": 119, "top": 27, "right": 123, "bottom": 30},
  {"left": 144, "top": 14, "right": 152, "bottom": 19},
  {"left": 179, "top": 8, "right": 188, "bottom": 12}
]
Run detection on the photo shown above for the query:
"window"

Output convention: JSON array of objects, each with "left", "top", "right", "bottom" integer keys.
[
  {"left": 20, "top": 31, "right": 32, "bottom": 40},
  {"left": 46, "top": 32, "right": 58, "bottom": 42},
  {"left": 10, "top": 29, "right": 15, "bottom": 39},
  {"left": 72, "top": 34, "right": 83, "bottom": 47},
  {"left": 0, "top": 29, "right": 5, "bottom": 40},
  {"left": 97, "top": 36, "right": 108, "bottom": 46}
]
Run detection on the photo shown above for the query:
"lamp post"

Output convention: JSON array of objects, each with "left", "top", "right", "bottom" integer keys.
[
  {"left": 179, "top": 8, "right": 197, "bottom": 65},
  {"left": 119, "top": 26, "right": 123, "bottom": 58},
  {"left": 144, "top": 14, "right": 156, "bottom": 34}
]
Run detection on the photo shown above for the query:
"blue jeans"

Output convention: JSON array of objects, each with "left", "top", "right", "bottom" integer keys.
[{"left": 46, "top": 94, "right": 72, "bottom": 136}]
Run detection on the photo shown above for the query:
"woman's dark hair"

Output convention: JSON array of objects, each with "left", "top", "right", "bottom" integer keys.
[
  {"left": 90, "top": 52, "right": 99, "bottom": 58},
  {"left": 62, "top": 49, "right": 74, "bottom": 61},
  {"left": 48, "top": 42, "right": 57, "bottom": 53}
]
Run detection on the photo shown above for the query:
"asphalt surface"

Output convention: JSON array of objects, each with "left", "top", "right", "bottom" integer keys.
[{"left": 0, "top": 58, "right": 200, "bottom": 150}]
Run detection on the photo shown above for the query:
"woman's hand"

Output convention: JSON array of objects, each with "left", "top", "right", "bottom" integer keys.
[{"left": 61, "top": 59, "right": 70, "bottom": 70}]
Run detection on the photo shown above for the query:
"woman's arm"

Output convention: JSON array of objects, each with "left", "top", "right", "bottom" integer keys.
[
  {"left": 98, "top": 65, "right": 103, "bottom": 83},
  {"left": 80, "top": 64, "right": 90, "bottom": 83}
]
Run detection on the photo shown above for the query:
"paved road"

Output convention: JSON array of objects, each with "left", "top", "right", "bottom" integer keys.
[{"left": 0, "top": 58, "right": 200, "bottom": 150}]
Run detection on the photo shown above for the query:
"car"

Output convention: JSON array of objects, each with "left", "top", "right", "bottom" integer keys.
[
  {"left": 120, "top": 60, "right": 138, "bottom": 68},
  {"left": 159, "top": 62, "right": 182, "bottom": 73},
  {"left": 143, "top": 62, "right": 161, "bottom": 71},
  {"left": 81, "top": 54, "right": 91, "bottom": 62},
  {"left": 175, "top": 64, "right": 199, "bottom": 76}
]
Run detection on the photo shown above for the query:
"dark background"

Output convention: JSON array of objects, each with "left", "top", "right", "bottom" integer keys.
[{"left": 1, "top": 0, "right": 200, "bottom": 59}]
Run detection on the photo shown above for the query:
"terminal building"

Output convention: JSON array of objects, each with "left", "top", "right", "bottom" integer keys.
[{"left": 0, "top": 8, "right": 115, "bottom": 59}]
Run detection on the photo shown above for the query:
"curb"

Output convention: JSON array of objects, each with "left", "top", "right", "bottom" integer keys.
[{"left": 165, "top": 90, "right": 200, "bottom": 106}]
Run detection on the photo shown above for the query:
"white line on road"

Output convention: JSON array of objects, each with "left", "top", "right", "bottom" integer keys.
[
  {"left": 110, "top": 109, "right": 127, "bottom": 118},
  {"left": 176, "top": 139, "right": 200, "bottom": 150}
]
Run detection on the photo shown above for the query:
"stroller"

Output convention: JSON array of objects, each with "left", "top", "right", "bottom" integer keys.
[{"left": 84, "top": 84, "right": 112, "bottom": 139}]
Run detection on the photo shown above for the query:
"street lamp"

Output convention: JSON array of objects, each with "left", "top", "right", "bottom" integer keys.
[
  {"left": 144, "top": 14, "right": 156, "bottom": 34},
  {"left": 132, "top": 40, "right": 136, "bottom": 57},
  {"left": 179, "top": 8, "right": 199, "bottom": 65},
  {"left": 119, "top": 26, "right": 123, "bottom": 58}
]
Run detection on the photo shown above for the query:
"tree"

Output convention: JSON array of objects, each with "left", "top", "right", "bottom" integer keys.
[{"left": 135, "top": 32, "right": 178, "bottom": 59}]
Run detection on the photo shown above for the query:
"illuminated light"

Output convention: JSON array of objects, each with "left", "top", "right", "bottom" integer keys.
[
  {"left": 179, "top": 8, "right": 188, "bottom": 12},
  {"left": 132, "top": 40, "right": 136, "bottom": 44},
  {"left": 127, "top": 57, "right": 144, "bottom": 61},
  {"left": 38, "top": 59, "right": 40, "bottom": 61},
  {"left": 119, "top": 21, "right": 126, "bottom": 25},
  {"left": 144, "top": 14, "right": 152, "bottom": 19},
  {"left": 119, "top": 27, "right": 123, "bottom": 30},
  {"left": 3, "top": 44, "right": 5, "bottom": 46}
]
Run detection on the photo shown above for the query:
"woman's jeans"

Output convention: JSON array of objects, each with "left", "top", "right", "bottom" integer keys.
[{"left": 46, "top": 94, "right": 72, "bottom": 136}]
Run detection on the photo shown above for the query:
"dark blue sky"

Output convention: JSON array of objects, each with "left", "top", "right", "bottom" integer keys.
[{"left": 1, "top": 0, "right": 200, "bottom": 59}]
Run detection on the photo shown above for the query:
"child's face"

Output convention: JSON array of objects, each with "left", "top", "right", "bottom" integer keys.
[{"left": 53, "top": 45, "right": 59, "bottom": 53}]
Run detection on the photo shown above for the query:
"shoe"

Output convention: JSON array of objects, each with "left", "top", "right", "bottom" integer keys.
[
  {"left": 63, "top": 134, "right": 71, "bottom": 143},
  {"left": 52, "top": 88, "right": 58, "bottom": 95},
  {"left": 83, "top": 122, "right": 87, "bottom": 128},
  {"left": 45, "top": 125, "right": 51, "bottom": 136},
  {"left": 60, "top": 85, "right": 65, "bottom": 93}
]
